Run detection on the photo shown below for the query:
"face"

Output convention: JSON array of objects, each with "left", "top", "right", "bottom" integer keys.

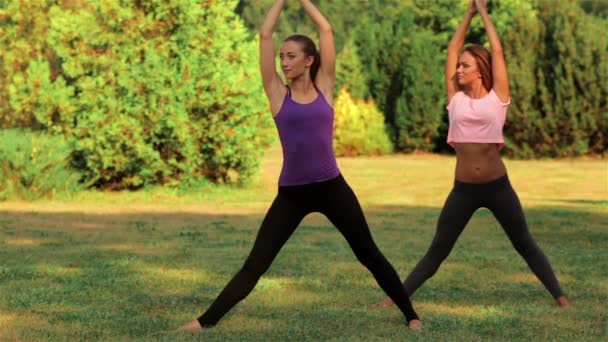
[
  {"left": 279, "top": 40, "right": 314, "bottom": 80},
  {"left": 456, "top": 51, "right": 482, "bottom": 87}
]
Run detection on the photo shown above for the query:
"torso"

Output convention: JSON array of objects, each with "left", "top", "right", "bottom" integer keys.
[
  {"left": 273, "top": 83, "right": 339, "bottom": 186},
  {"left": 271, "top": 82, "right": 333, "bottom": 117},
  {"left": 453, "top": 143, "right": 506, "bottom": 183},
  {"left": 447, "top": 88, "right": 509, "bottom": 183}
]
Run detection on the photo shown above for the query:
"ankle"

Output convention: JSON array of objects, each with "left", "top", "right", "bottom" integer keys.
[
  {"left": 408, "top": 319, "right": 423, "bottom": 330},
  {"left": 556, "top": 295, "right": 570, "bottom": 307}
]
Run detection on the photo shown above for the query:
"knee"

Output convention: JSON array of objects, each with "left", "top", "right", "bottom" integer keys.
[
  {"left": 427, "top": 240, "right": 453, "bottom": 262},
  {"left": 354, "top": 247, "right": 384, "bottom": 269},
  {"left": 241, "top": 258, "right": 270, "bottom": 278},
  {"left": 512, "top": 237, "right": 540, "bottom": 257},
  {"left": 418, "top": 245, "right": 451, "bottom": 278}
]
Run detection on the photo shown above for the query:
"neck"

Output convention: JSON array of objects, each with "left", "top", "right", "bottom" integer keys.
[
  {"left": 288, "top": 73, "right": 315, "bottom": 93},
  {"left": 464, "top": 82, "right": 488, "bottom": 99}
]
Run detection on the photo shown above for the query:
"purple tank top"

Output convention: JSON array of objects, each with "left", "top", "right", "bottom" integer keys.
[{"left": 273, "top": 85, "right": 340, "bottom": 186}]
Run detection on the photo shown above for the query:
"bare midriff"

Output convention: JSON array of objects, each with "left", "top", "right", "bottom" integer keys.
[{"left": 453, "top": 143, "right": 507, "bottom": 183}]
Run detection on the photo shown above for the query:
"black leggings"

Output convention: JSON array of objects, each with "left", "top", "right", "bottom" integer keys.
[
  {"left": 403, "top": 175, "right": 564, "bottom": 299},
  {"left": 197, "top": 174, "right": 419, "bottom": 326}
]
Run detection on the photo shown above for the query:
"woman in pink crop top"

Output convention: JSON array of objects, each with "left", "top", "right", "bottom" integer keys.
[
  {"left": 177, "top": 0, "right": 421, "bottom": 331},
  {"left": 376, "top": 0, "right": 570, "bottom": 309}
]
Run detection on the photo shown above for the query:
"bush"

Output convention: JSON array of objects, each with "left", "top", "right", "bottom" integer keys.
[
  {"left": 497, "top": 0, "right": 607, "bottom": 157},
  {"left": 0, "top": 130, "right": 83, "bottom": 201},
  {"left": 354, "top": 9, "right": 445, "bottom": 153},
  {"left": 333, "top": 88, "right": 393, "bottom": 157},
  {"left": 0, "top": 0, "right": 274, "bottom": 189}
]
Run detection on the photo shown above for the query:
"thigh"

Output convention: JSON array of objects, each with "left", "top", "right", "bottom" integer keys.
[
  {"left": 321, "top": 178, "right": 377, "bottom": 249},
  {"left": 487, "top": 183, "right": 532, "bottom": 242},
  {"left": 243, "top": 193, "right": 307, "bottom": 268},
  {"left": 430, "top": 187, "right": 478, "bottom": 249}
]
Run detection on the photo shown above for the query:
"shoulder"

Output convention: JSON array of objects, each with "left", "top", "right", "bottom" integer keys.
[
  {"left": 314, "top": 82, "right": 333, "bottom": 106},
  {"left": 447, "top": 91, "right": 465, "bottom": 111},
  {"left": 488, "top": 89, "right": 511, "bottom": 107}
]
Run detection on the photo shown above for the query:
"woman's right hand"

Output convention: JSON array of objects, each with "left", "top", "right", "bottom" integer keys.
[{"left": 467, "top": 0, "right": 477, "bottom": 15}]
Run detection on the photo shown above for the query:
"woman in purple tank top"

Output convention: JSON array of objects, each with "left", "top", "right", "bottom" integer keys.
[
  {"left": 375, "top": 0, "right": 570, "bottom": 309},
  {"left": 177, "top": 0, "right": 422, "bottom": 331}
]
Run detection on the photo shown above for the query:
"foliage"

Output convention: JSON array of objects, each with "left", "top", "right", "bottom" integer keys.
[
  {"left": 1, "top": 0, "right": 605, "bottom": 195},
  {"left": 0, "top": 129, "right": 83, "bottom": 200},
  {"left": 333, "top": 87, "right": 393, "bottom": 157},
  {"left": 0, "top": 0, "right": 273, "bottom": 189},
  {"left": 497, "top": 0, "right": 608, "bottom": 157}
]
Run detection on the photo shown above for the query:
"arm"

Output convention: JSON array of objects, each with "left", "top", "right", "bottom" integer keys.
[
  {"left": 446, "top": 0, "right": 477, "bottom": 102},
  {"left": 260, "top": 0, "right": 286, "bottom": 116},
  {"left": 475, "top": 0, "right": 510, "bottom": 102},
  {"left": 299, "top": 0, "right": 335, "bottom": 96}
]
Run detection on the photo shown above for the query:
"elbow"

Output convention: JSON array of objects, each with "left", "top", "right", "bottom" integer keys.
[
  {"left": 259, "top": 31, "right": 272, "bottom": 40},
  {"left": 318, "top": 23, "right": 332, "bottom": 34}
]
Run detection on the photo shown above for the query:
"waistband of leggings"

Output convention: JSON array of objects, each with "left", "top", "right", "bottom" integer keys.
[
  {"left": 453, "top": 174, "right": 510, "bottom": 193},
  {"left": 278, "top": 173, "right": 344, "bottom": 194}
]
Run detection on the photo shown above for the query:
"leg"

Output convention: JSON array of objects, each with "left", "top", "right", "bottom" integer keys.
[
  {"left": 488, "top": 180, "right": 566, "bottom": 301},
  {"left": 195, "top": 193, "right": 306, "bottom": 327},
  {"left": 322, "top": 177, "right": 419, "bottom": 324},
  {"left": 402, "top": 186, "right": 477, "bottom": 296}
]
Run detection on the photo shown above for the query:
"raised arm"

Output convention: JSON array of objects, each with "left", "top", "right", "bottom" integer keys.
[
  {"left": 475, "top": 0, "right": 509, "bottom": 102},
  {"left": 299, "top": 0, "right": 335, "bottom": 95},
  {"left": 446, "top": 0, "right": 476, "bottom": 102},
  {"left": 260, "top": 0, "right": 286, "bottom": 115}
]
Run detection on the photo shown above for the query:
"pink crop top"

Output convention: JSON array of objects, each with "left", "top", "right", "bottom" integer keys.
[{"left": 447, "top": 89, "right": 510, "bottom": 149}]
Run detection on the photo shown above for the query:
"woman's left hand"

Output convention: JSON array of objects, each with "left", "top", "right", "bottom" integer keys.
[{"left": 474, "top": 0, "right": 488, "bottom": 14}]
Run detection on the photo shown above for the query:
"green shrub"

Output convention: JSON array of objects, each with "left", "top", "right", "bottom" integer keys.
[
  {"left": 0, "top": 0, "right": 273, "bottom": 189},
  {"left": 0, "top": 129, "right": 84, "bottom": 201},
  {"left": 333, "top": 87, "right": 393, "bottom": 157},
  {"left": 354, "top": 9, "right": 445, "bottom": 153}
]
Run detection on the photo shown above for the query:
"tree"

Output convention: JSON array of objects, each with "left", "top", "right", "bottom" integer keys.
[
  {"left": 534, "top": 0, "right": 607, "bottom": 156},
  {"left": 498, "top": 0, "right": 607, "bottom": 157},
  {"left": 354, "top": 5, "right": 444, "bottom": 152},
  {"left": 579, "top": 0, "right": 608, "bottom": 17},
  {"left": 335, "top": 37, "right": 369, "bottom": 99}
]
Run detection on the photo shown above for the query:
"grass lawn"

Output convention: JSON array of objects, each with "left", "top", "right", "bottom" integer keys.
[{"left": 1, "top": 145, "right": 606, "bottom": 341}]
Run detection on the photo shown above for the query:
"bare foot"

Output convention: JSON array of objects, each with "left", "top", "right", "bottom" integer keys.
[
  {"left": 176, "top": 319, "right": 202, "bottom": 331},
  {"left": 373, "top": 297, "right": 395, "bottom": 308},
  {"left": 408, "top": 319, "right": 423, "bottom": 330},
  {"left": 556, "top": 296, "right": 571, "bottom": 308}
]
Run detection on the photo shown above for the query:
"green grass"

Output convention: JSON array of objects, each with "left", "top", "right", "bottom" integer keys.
[{"left": 0, "top": 146, "right": 606, "bottom": 341}]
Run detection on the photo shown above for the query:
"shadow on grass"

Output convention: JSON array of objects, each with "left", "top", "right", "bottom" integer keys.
[{"left": 0, "top": 204, "right": 606, "bottom": 339}]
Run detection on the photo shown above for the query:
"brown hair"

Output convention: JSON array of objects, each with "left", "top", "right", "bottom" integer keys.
[
  {"left": 284, "top": 34, "right": 321, "bottom": 81},
  {"left": 463, "top": 45, "right": 492, "bottom": 92}
]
